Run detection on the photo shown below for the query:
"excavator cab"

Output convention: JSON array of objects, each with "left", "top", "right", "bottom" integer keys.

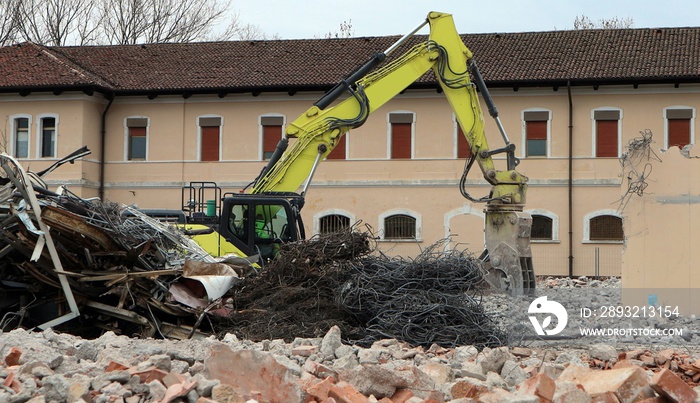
[{"left": 218, "top": 193, "right": 305, "bottom": 264}]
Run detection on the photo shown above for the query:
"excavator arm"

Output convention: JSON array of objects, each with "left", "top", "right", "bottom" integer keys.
[{"left": 233, "top": 12, "right": 534, "bottom": 293}]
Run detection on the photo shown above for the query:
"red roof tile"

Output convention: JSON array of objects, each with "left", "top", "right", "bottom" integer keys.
[{"left": 1, "top": 27, "right": 699, "bottom": 94}]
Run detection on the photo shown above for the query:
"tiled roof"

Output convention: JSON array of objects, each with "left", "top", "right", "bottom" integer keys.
[{"left": 1, "top": 27, "right": 699, "bottom": 95}]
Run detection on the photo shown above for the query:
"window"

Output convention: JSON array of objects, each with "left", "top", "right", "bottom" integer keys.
[
  {"left": 389, "top": 112, "right": 413, "bottom": 159},
  {"left": 665, "top": 108, "right": 693, "bottom": 149},
  {"left": 13, "top": 117, "right": 29, "bottom": 158},
  {"left": 319, "top": 214, "right": 351, "bottom": 234},
  {"left": 39, "top": 116, "right": 56, "bottom": 158},
  {"left": 261, "top": 115, "right": 283, "bottom": 160},
  {"left": 126, "top": 117, "right": 148, "bottom": 160},
  {"left": 589, "top": 215, "right": 623, "bottom": 241},
  {"left": 456, "top": 125, "right": 472, "bottom": 159},
  {"left": 531, "top": 215, "right": 553, "bottom": 240},
  {"left": 384, "top": 214, "right": 416, "bottom": 239},
  {"left": 524, "top": 111, "right": 549, "bottom": 157},
  {"left": 526, "top": 210, "right": 559, "bottom": 242},
  {"left": 584, "top": 210, "right": 623, "bottom": 243},
  {"left": 594, "top": 110, "right": 621, "bottom": 157},
  {"left": 326, "top": 134, "right": 346, "bottom": 160},
  {"left": 199, "top": 116, "right": 221, "bottom": 162}
]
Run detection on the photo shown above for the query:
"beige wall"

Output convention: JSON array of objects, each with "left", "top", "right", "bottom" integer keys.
[
  {"left": 4, "top": 84, "right": 700, "bottom": 277},
  {"left": 621, "top": 146, "right": 700, "bottom": 315}
]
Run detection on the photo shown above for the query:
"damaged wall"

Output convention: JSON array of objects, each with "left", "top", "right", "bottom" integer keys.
[{"left": 621, "top": 144, "right": 700, "bottom": 315}]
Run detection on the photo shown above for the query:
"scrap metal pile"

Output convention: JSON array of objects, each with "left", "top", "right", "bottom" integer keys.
[
  {"left": 0, "top": 149, "right": 253, "bottom": 339},
  {"left": 1, "top": 149, "right": 506, "bottom": 348},
  {"left": 223, "top": 230, "right": 507, "bottom": 349}
]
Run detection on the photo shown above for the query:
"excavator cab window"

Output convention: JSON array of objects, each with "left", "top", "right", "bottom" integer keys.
[{"left": 220, "top": 195, "right": 301, "bottom": 264}]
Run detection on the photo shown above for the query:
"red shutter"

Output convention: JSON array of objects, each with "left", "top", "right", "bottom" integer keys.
[
  {"left": 391, "top": 123, "right": 411, "bottom": 159},
  {"left": 201, "top": 126, "right": 220, "bottom": 162},
  {"left": 327, "top": 135, "right": 346, "bottom": 159},
  {"left": 457, "top": 126, "right": 472, "bottom": 158},
  {"left": 526, "top": 121, "right": 547, "bottom": 140},
  {"left": 263, "top": 125, "right": 282, "bottom": 159},
  {"left": 596, "top": 120, "right": 618, "bottom": 157},
  {"left": 668, "top": 119, "right": 690, "bottom": 148},
  {"left": 129, "top": 127, "right": 146, "bottom": 137}
]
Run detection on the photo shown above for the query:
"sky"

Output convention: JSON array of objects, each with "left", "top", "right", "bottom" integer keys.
[{"left": 233, "top": 0, "right": 700, "bottom": 39}]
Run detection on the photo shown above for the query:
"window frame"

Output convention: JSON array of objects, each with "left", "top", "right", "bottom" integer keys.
[
  {"left": 591, "top": 108, "right": 622, "bottom": 158},
  {"left": 124, "top": 116, "right": 149, "bottom": 161},
  {"left": 198, "top": 115, "right": 223, "bottom": 162},
  {"left": 379, "top": 209, "right": 421, "bottom": 241},
  {"left": 526, "top": 209, "right": 559, "bottom": 243},
  {"left": 522, "top": 109, "right": 551, "bottom": 158},
  {"left": 313, "top": 209, "right": 356, "bottom": 235},
  {"left": 387, "top": 111, "right": 414, "bottom": 159},
  {"left": 583, "top": 209, "right": 624, "bottom": 244},
  {"left": 259, "top": 114, "right": 285, "bottom": 161},
  {"left": 663, "top": 106, "right": 695, "bottom": 150},
  {"left": 37, "top": 113, "right": 58, "bottom": 159},
  {"left": 10, "top": 114, "right": 32, "bottom": 159}
]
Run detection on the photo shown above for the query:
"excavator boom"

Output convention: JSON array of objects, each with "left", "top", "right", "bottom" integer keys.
[{"left": 213, "top": 12, "right": 534, "bottom": 293}]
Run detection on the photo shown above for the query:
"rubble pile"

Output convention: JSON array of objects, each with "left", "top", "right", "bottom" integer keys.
[
  {"left": 0, "top": 327, "right": 699, "bottom": 402},
  {"left": 0, "top": 151, "right": 254, "bottom": 338}
]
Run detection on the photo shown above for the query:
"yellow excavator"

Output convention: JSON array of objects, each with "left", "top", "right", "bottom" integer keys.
[{"left": 186, "top": 11, "right": 535, "bottom": 294}]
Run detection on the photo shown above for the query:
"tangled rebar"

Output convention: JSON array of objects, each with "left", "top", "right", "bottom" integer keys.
[
  {"left": 223, "top": 230, "right": 506, "bottom": 349},
  {"left": 618, "top": 129, "right": 661, "bottom": 211}
]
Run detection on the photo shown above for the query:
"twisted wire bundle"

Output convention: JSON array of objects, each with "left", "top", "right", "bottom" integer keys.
[{"left": 224, "top": 232, "right": 506, "bottom": 349}]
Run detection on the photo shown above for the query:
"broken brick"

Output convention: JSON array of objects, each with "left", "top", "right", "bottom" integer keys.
[
  {"left": 575, "top": 367, "right": 655, "bottom": 403},
  {"left": 4, "top": 347, "right": 21, "bottom": 366},
  {"left": 306, "top": 376, "right": 335, "bottom": 401},
  {"left": 649, "top": 368, "right": 698, "bottom": 403},
  {"left": 591, "top": 391, "right": 621, "bottom": 402},
  {"left": 518, "top": 373, "right": 555, "bottom": 402},
  {"left": 328, "top": 381, "right": 369, "bottom": 403},
  {"left": 304, "top": 359, "right": 338, "bottom": 380},
  {"left": 106, "top": 361, "right": 130, "bottom": 372},
  {"left": 450, "top": 379, "right": 489, "bottom": 400},
  {"left": 130, "top": 366, "right": 169, "bottom": 384}
]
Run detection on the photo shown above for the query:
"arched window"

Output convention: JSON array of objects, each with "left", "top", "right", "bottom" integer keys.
[
  {"left": 319, "top": 214, "right": 351, "bottom": 234},
  {"left": 584, "top": 210, "right": 624, "bottom": 243},
  {"left": 526, "top": 209, "right": 559, "bottom": 243},
  {"left": 531, "top": 215, "right": 553, "bottom": 240},
  {"left": 589, "top": 215, "right": 623, "bottom": 241},
  {"left": 384, "top": 214, "right": 416, "bottom": 239}
]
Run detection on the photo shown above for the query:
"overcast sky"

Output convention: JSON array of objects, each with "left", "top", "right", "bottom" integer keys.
[{"left": 233, "top": 0, "right": 700, "bottom": 39}]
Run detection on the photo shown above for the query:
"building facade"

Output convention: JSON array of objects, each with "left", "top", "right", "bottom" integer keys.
[{"left": 1, "top": 27, "right": 699, "bottom": 277}]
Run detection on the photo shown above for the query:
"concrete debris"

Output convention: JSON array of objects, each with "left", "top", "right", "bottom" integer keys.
[
  {"left": 0, "top": 327, "right": 698, "bottom": 402},
  {"left": 0, "top": 149, "right": 255, "bottom": 339}
]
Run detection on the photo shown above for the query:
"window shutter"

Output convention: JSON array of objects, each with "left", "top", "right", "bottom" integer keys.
[
  {"left": 526, "top": 121, "right": 547, "bottom": 140},
  {"left": 327, "top": 135, "right": 346, "bottom": 159},
  {"left": 263, "top": 124, "right": 282, "bottom": 159},
  {"left": 201, "top": 126, "right": 220, "bottom": 161},
  {"left": 596, "top": 120, "right": 618, "bottom": 157},
  {"left": 457, "top": 125, "right": 472, "bottom": 158},
  {"left": 391, "top": 123, "right": 411, "bottom": 159},
  {"left": 668, "top": 118, "right": 690, "bottom": 148}
]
